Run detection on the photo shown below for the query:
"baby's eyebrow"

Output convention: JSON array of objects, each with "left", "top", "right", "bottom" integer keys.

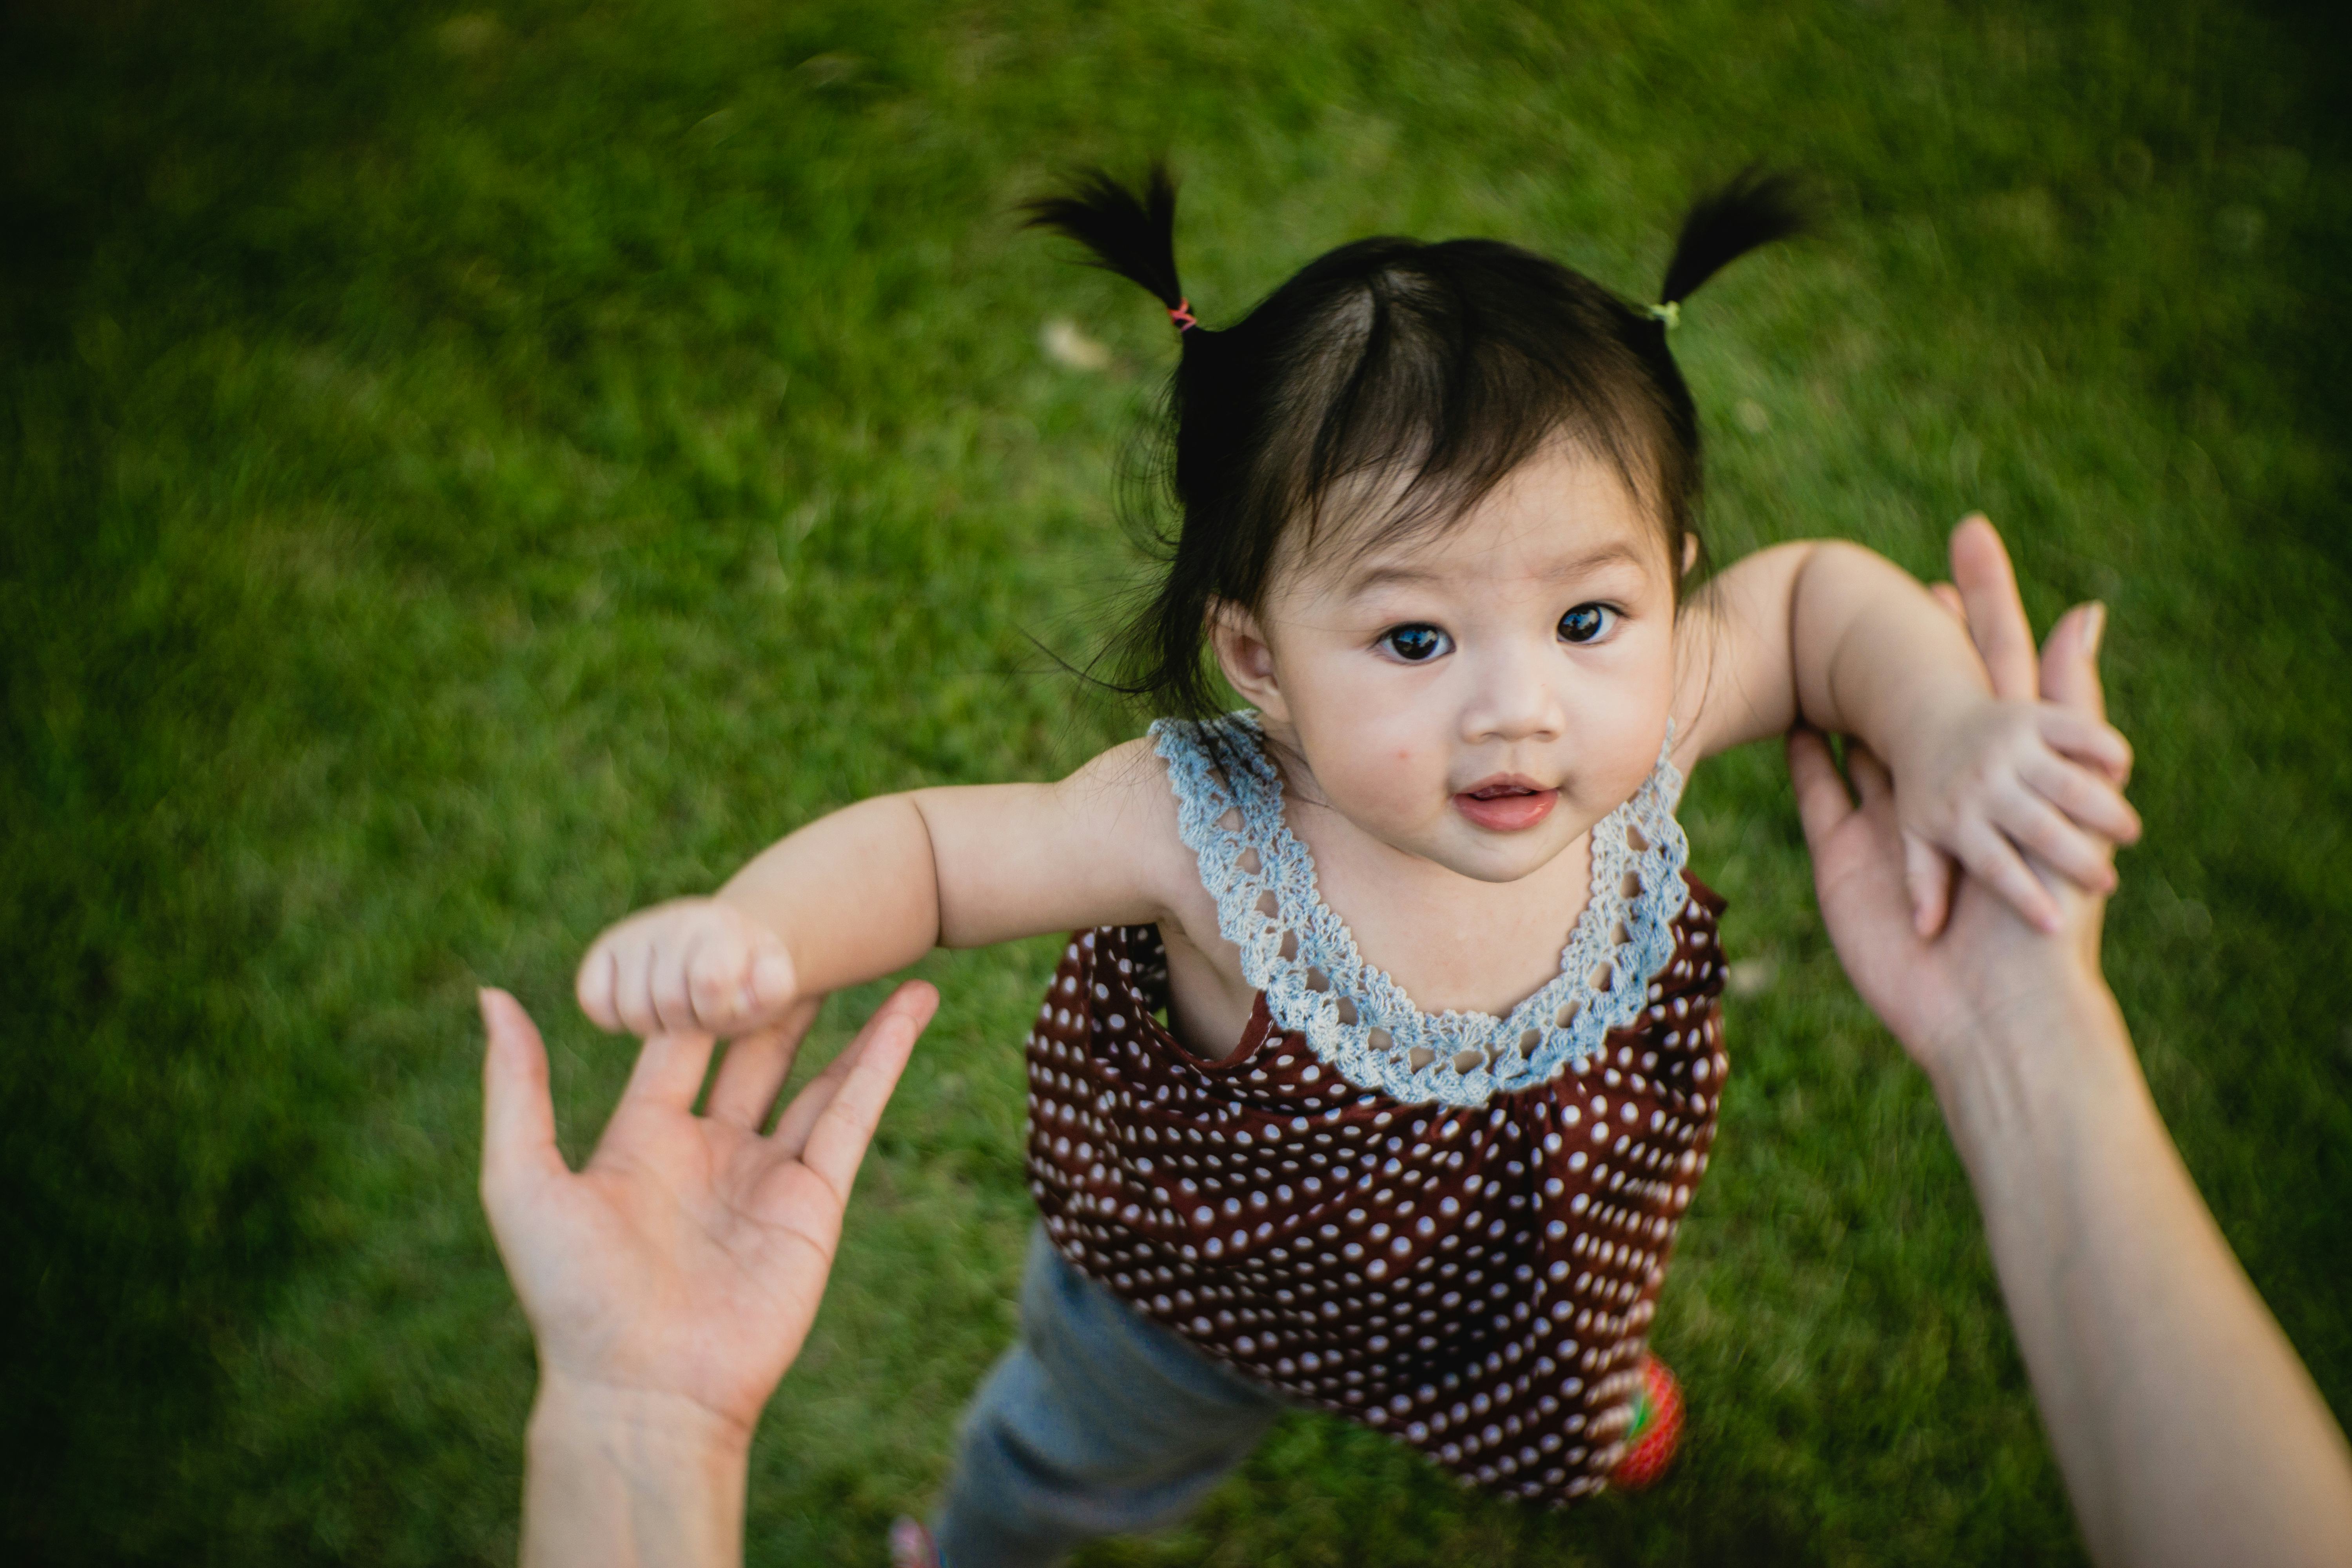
[
  {"left": 1344, "top": 561, "right": 1442, "bottom": 597},
  {"left": 1342, "top": 540, "right": 1654, "bottom": 599},
  {"left": 1537, "top": 541, "right": 1656, "bottom": 581}
]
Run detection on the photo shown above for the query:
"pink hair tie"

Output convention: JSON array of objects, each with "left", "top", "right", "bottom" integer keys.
[{"left": 1167, "top": 298, "right": 1198, "bottom": 332}]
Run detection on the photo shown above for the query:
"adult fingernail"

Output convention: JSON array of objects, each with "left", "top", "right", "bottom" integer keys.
[{"left": 2081, "top": 602, "right": 2106, "bottom": 658}]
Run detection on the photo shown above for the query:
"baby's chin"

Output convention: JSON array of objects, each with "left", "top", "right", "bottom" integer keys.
[{"left": 1385, "top": 811, "right": 1597, "bottom": 886}]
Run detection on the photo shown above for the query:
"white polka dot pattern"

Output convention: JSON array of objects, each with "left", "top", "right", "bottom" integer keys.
[{"left": 1025, "top": 889, "right": 1730, "bottom": 1507}]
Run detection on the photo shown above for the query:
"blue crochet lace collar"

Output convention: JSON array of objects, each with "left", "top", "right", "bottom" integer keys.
[{"left": 1152, "top": 711, "right": 1691, "bottom": 1109}]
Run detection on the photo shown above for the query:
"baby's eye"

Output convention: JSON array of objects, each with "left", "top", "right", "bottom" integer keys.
[
  {"left": 1558, "top": 603, "right": 1616, "bottom": 644},
  {"left": 1379, "top": 624, "right": 1452, "bottom": 663}
]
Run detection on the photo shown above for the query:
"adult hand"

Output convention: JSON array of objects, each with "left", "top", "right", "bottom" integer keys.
[
  {"left": 1787, "top": 515, "right": 2119, "bottom": 1082},
  {"left": 481, "top": 980, "right": 939, "bottom": 1568},
  {"left": 1788, "top": 515, "right": 2352, "bottom": 1568}
]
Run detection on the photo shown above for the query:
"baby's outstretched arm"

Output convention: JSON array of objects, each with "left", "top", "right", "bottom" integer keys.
[
  {"left": 1676, "top": 517, "right": 2140, "bottom": 935},
  {"left": 577, "top": 740, "right": 1189, "bottom": 1038}
]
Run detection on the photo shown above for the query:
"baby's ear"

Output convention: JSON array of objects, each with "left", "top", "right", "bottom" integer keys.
[
  {"left": 1207, "top": 597, "right": 1286, "bottom": 717},
  {"left": 1681, "top": 533, "right": 1701, "bottom": 576}
]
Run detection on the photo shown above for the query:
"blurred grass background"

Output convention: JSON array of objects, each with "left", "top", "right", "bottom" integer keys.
[{"left": 3, "top": 0, "right": 2347, "bottom": 1562}]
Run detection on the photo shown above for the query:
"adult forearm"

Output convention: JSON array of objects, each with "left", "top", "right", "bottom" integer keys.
[
  {"left": 718, "top": 793, "right": 942, "bottom": 996},
  {"left": 1932, "top": 983, "right": 2352, "bottom": 1568},
  {"left": 521, "top": 1383, "right": 750, "bottom": 1568}
]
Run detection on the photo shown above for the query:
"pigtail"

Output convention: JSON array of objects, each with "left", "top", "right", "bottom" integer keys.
[
  {"left": 1023, "top": 165, "right": 1196, "bottom": 331},
  {"left": 1658, "top": 164, "right": 1808, "bottom": 307}
]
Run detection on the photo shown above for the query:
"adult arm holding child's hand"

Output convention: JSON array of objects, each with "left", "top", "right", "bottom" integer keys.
[
  {"left": 1789, "top": 516, "right": 2352, "bottom": 1568},
  {"left": 1680, "top": 516, "right": 2141, "bottom": 937},
  {"left": 481, "top": 979, "right": 940, "bottom": 1568}
]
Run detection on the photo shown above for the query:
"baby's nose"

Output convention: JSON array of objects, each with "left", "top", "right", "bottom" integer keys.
[{"left": 1461, "top": 650, "right": 1567, "bottom": 743}]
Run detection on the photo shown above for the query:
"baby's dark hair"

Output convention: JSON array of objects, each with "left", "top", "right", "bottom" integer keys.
[{"left": 1025, "top": 164, "right": 1805, "bottom": 722}]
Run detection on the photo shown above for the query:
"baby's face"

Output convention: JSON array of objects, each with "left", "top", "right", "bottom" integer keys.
[{"left": 1231, "top": 444, "right": 1679, "bottom": 885}]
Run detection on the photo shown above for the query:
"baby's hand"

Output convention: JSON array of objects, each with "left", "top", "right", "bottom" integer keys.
[
  {"left": 576, "top": 897, "right": 800, "bottom": 1037},
  {"left": 1895, "top": 695, "right": 2140, "bottom": 936}
]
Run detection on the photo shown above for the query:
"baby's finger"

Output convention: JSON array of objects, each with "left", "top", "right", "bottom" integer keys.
[
  {"left": 687, "top": 928, "right": 754, "bottom": 1032},
  {"left": 748, "top": 931, "right": 797, "bottom": 1017},
  {"left": 1994, "top": 785, "right": 2118, "bottom": 893},
  {"left": 2023, "top": 751, "right": 2141, "bottom": 845},
  {"left": 575, "top": 942, "right": 624, "bottom": 1033},
  {"left": 2036, "top": 706, "right": 2134, "bottom": 782},
  {"left": 1955, "top": 816, "right": 2063, "bottom": 935},
  {"left": 648, "top": 933, "right": 702, "bottom": 1037},
  {"left": 614, "top": 935, "right": 664, "bottom": 1038}
]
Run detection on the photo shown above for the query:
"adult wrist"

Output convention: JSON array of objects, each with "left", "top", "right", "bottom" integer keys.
[
  {"left": 1923, "top": 969, "right": 2135, "bottom": 1143},
  {"left": 522, "top": 1377, "right": 752, "bottom": 1568},
  {"left": 529, "top": 1375, "right": 754, "bottom": 1469}
]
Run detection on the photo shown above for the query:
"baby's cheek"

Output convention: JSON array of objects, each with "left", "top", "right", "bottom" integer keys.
[
  {"left": 1572, "top": 699, "right": 1672, "bottom": 807},
  {"left": 1324, "top": 741, "right": 1447, "bottom": 836}
]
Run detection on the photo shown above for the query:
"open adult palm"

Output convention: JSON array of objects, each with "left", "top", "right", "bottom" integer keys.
[
  {"left": 1789, "top": 515, "right": 2123, "bottom": 1082},
  {"left": 479, "top": 980, "right": 938, "bottom": 1439}
]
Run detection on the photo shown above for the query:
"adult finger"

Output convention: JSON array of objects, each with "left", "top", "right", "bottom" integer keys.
[
  {"left": 706, "top": 995, "right": 825, "bottom": 1130},
  {"left": 1949, "top": 515, "right": 2039, "bottom": 703},
  {"left": 2040, "top": 603, "right": 2110, "bottom": 725},
  {"left": 2023, "top": 751, "right": 2141, "bottom": 845},
  {"left": 618, "top": 1029, "right": 720, "bottom": 1114},
  {"left": 1903, "top": 833, "right": 1956, "bottom": 936},
  {"left": 1847, "top": 742, "right": 1896, "bottom": 811},
  {"left": 771, "top": 983, "right": 939, "bottom": 1157},
  {"left": 1956, "top": 816, "right": 2063, "bottom": 934},
  {"left": 1929, "top": 582, "right": 1967, "bottom": 624},
  {"left": 481, "top": 988, "right": 568, "bottom": 1198},
  {"left": 797, "top": 983, "right": 939, "bottom": 1198},
  {"left": 1787, "top": 726, "right": 1857, "bottom": 848}
]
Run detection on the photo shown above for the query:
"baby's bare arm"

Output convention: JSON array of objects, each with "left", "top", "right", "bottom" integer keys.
[
  {"left": 579, "top": 740, "right": 1188, "bottom": 1037},
  {"left": 1674, "top": 540, "right": 1989, "bottom": 757},
  {"left": 1676, "top": 530, "right": 2140, "bottom": 934}
]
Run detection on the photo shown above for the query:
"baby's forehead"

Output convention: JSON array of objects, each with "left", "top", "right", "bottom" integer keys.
[{"left": 1295, "top": 452, "right": 1672, "bottom": 599}]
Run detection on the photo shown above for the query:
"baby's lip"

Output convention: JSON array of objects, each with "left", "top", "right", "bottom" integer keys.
[
  {"left": 1457, "top": 773, "right": 1553, "bottom": 799},
  {"left": 1452, "top": 776, "right": 1560, "bottom": 832}
]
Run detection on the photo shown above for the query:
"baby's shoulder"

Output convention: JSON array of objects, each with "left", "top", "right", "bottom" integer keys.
[
  {"left": 1055, "top": 732, "right": 1194, "bottom": 870},
  {"left": 1056, "top": 733, "right": 1234, "bottom": 953}
]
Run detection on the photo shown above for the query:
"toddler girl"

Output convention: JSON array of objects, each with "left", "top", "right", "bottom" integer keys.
[{"left": 575, "top": 167, "right": 2136, "bottom": 1564}]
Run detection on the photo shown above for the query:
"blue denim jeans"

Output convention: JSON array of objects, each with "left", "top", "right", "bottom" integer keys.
[{"left": 933, "top": 1227, "right": 1289, "bottom": 1568}]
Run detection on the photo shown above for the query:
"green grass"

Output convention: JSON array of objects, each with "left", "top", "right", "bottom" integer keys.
[{"left": 4, "top": 0, "right": 2347, "bottom": 1562}]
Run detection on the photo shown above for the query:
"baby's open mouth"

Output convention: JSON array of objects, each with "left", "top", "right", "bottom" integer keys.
[{"left": 1453, "top": 779, "right": 1560, "bottom": 833}]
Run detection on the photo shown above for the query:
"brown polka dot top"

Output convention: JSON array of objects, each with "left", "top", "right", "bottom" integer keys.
[{"left": 1024, "top": 714, "right": 1729, "bottom": 1505}]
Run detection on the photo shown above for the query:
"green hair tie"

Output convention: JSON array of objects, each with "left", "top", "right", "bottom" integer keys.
[{"left": 1648, "top": 300, "right": 1681, "bottom": 330}]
